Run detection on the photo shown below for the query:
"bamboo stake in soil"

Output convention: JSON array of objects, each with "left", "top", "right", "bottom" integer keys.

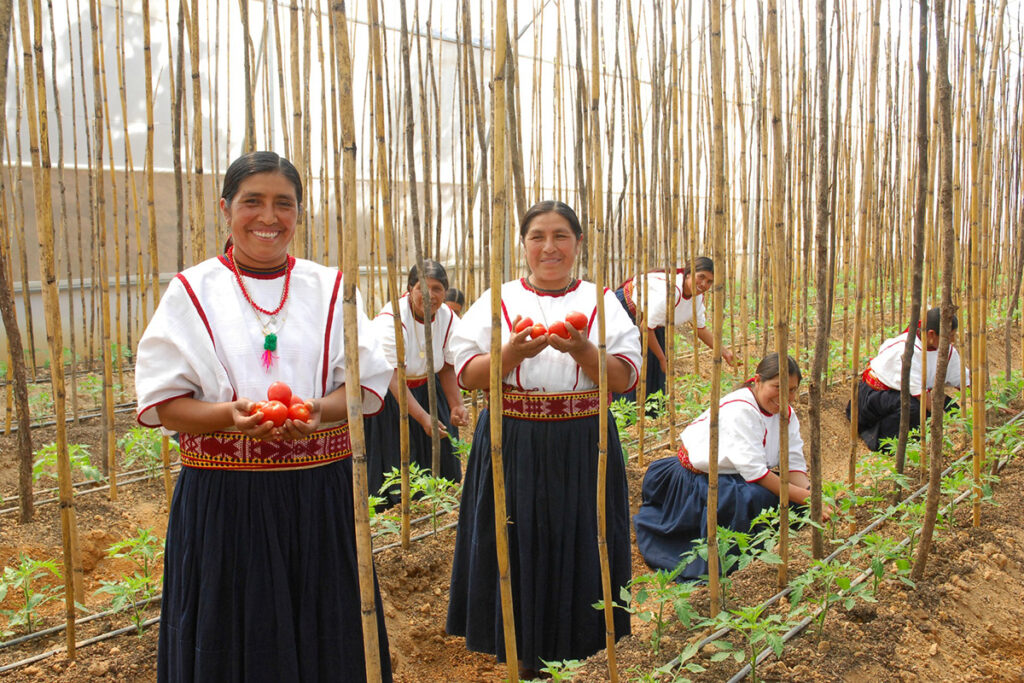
[
  {"left": 366, "top": 0, "right": 412, "bottom": 547},
  {"left": 0, "top": 0, "right": 34, "bottom": 524},
  {"left": 490, "top": 0, "right": 519, "bottom": 676},
  {"left": 333, "top": 3, "right": 382, "bottom": 679},
  {"left": 589, "top": 2, "right": 618, "bottom": 679},
  {"left": 19, "top": 0, "right": 81, "bottom": 651}
]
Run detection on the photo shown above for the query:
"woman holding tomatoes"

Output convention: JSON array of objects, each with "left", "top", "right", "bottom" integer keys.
[
  {"left": 445, "top": 200, "right": 641, "bottom": 676},
  {"left": 365, "top": 260, "right": 470, "bottom": 506},
  {"left": 633, "top": 353, "right": 827, "bottom": 581},
  {"left": 615, "top": 257, "right": 736, "bottom": 403},
  {"left": 135, "top": 151, "right": 393, "bottom": 682}
]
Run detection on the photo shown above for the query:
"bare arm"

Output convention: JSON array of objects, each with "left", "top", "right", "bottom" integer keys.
[
  {"left": 696, "top": 325, "right": 735, "bottom": 367},
  {"left": 756, "top": 470, "right": 831, "bottom": 521},
  {"left": 439, "top": 364, "right": 469, "bottom": 427},
  {"left": 458, "top": 315, "right": 548, "bottom": 391}
]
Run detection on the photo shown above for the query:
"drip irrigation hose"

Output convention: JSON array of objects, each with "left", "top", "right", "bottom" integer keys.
[
  {"left": 0, "top": 596, "right": 162, "bottom": 652},
  {"left": 0, "top": 616, "right": 160, "bottom": 674},
  {"left": 1, "top": 402, "right": 138, "bottom": 433}
]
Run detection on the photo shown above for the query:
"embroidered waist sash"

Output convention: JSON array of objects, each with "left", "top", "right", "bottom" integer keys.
[
  {"left": 861, "top": 367, "right": 892, "bottom": 392},
  {"left": 621, "top": 278, "right": 638, "bottom": 318},
  {"left": 500, "top": 387, "right": 603, "bottom": 421},
  {"left": 179, "top": 423, "right": 352, "bottom": 471},
  {"left": 676, "top": 444, "right": 703, "bottom": 474},
  {"left": 406, "top": 376, "right": 428, "bottom": 389}
]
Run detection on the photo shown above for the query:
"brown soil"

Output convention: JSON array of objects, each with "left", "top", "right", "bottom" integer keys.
[{"left": 0, "top": 327, "right": 1021, "bottom": 682}]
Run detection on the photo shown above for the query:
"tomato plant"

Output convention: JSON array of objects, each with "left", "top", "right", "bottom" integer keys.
[
  {"left": 565, "top": 310, "right": 587, "bottom": 331},
  {"left": 261, "top": 400, "right": 289, "bottom": 427},
  {"left": 548, "top": 321, "right": 570, "bottom": 338},
  {"left": 514, "top": 317, "right": 533, "bottom": 333},
  {"left": 531, "top": 323, "right": 548, "bottom": 338},
  {"left": 267, "top": 381, "right": 292, "bottom": 404},
  {"left": 288, "top": 402, "right": 311, "bottom": 422}
]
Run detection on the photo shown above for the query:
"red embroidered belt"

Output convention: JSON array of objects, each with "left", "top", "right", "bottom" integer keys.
[
  {"left": 621, "top": 278, "right": 638, "bottom": 318},
  {"left": 500, "top": 388, "right": 603, "bottom": 421},
  {"left": 406, "top": 376, "right": 428, "bottom": 389},
  {"left": 178, "top": 423, "right": 352, "bottom": 471},
  {"left": 862, "top": 367, "right": 891, "bottom": 392},
  {"left": 676, "top": 444, "right": 702, "bottom": 474}
]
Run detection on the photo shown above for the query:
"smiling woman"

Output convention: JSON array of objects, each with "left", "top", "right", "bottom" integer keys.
[
  {"left": 445, "top": 200, "right": 641, "bottom": 676},
  {"left": 134, "top": 151, "right": 394, "bottom": 682}
]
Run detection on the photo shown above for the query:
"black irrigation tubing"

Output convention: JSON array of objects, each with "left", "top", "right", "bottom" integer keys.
[
  {"left": 726, "top": 460, "right": 995, "bottom": 683},
  {"left": 0, "top": 596, "right": 162, "bottom": 653},
  {"left": 0, "top": 468, "right": 182, "bottom": 516},
  {"left": 1, "top": 460, "right": 183, "bottom": 510},
  {"left": 1, "top": 402, "right": 138, "bottom": 433},
  {"left": 0, "top": 616, "right": 160, "bottom": 674},
  {"left": 374, "top": 518, "right": 461, "bottom": 553},
  {"left": 663, "top": 407, "right": 1024, "bottom": 677}
]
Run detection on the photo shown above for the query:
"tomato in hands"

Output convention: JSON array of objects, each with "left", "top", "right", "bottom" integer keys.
[
  {"left": 514, "top": 317, "right": 534, "bottom": 333},
  {"left": 530, "top": 323, "right": 548, "bottom": 339},
  {"left": 548, "top": 320, "right": 571, "bottom": 339},
  {"left": 261, "top": 400, "right": 289, "bottom": 427},
  {"left": 289, "top": 394, "right": 305, "bottom": 406},
  {"left": 267, "top": 381, "right": 292, "bottom": 405},
  {"left": 288, "top": 402, "right": 311, "bottom": 423},
  {"left": 565, "top": 311, "right": 588, "bottom": 332},
  {"left": 250, "top": 400, "right": 267, "bottom": 417}
]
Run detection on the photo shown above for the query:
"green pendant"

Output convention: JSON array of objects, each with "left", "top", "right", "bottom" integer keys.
[{"left": 264, "top": 333, "right": 277, "bottom": 352}]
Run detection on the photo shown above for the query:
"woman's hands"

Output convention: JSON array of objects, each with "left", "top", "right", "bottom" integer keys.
[
  {"left": 505, "top": 315, "right": 551, "bottom": 364},
  {"left": 236, "top": 398, "right": 322, "bottom": 442}
]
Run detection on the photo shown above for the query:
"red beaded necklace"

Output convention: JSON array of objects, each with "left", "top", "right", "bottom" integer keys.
[
  {"left": 228, "top": 246, "right": 292, "bottom": 370},
  {"left": 228, "top": 246, "right": 292, "bottom": 315}
]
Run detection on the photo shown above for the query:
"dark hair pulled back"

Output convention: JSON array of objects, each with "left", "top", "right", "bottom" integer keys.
[
  {"left": 518, "top": 200, "right": 583, "bottom": 240},
  {"left": 221, "top": 151, "right": 303, "bottom": 207},
  {"left": 741, "top": 352, "right": 802, "bottom": 388},
  {"left": 408, "top": 259, "right": 450, "bottom": 291}
]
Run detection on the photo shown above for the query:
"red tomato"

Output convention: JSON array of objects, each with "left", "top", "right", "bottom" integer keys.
[
  {"left": 288, "top": 402, "right": 311, "bottom": 423},
  {"left": 565, "top": 311, "right": 588, "bottom": 332},
  {"left": 262, "top": 400, "right": 289, "bottom": 427},
  {"left": 289, "top": 394, "right": 305, "bottom": 406},
  {"left": 267, "top": 381, "right": 292, "bottom": 405},
  {"left": 530, "top": 323, "right": 548, "bottom": 339},
  {"left": 514, "top": 317, "right": 534, "bottom": 333},
  {"left": 548, "top": 321, "right": 571, "bottom": 339},
  {"left": 249, "top": 400, "right": 267, "bottom": 417}
]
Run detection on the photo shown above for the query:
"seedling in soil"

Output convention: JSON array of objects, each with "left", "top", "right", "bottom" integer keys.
[
  {"left": 681, "top": 524, "right": 782, "bottom": 610},
  {"left": 787, "top": 559, "right": 876, "bottom": 639},
  {"left": 0, "top": 553, "right": 64, "bottom": 639},
  {"left": 604, "top": 564, "right": 700, "bottom": 654},
  {"left": 368, "top": 496, "right": 401, "bottom": 538},
  {"left": 529, "top": 658, "right": 583, "bottom": 682},
  {"left": 27, "top": 389, "right": 53, "bottom": 425},
  {"left": 32, "top": 442, "right": 103, "bottom": 484},
  {"left": 854, "top": 533, "right": 913, "bottom": 595},
  {"left": 380, "top": 463, "right": 461, "bottom": 533},
  {"left": 448, "top": 434, "right": 472, "bottom": 466},
  {"left": 708, "top": 603, "right": 794, "bottom": 683},
  {"left": 610, "top": 396, "right": 638, "bottom": 434},
  {"left": 94, "top": 528, "right": 165, "bottom": 634},
  {"left": 118, "top": 426, "right": 172, "bottom": 478}
]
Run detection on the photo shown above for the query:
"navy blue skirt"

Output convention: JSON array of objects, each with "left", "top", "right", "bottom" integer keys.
[
  {"left": 158, "top": 460, "right": 392, "bottom": 683},
  {"left": 633, "top": 456, "right": 779, "bottom": 580},
  {"left": 613, "top": 287, "right": 667, "bottom": 403},
  {"left": 365, "top": 377, "right": 461, "bottom": 507},
  {"left": 446, "top": 409, "right": 631, "bottom": 669}
]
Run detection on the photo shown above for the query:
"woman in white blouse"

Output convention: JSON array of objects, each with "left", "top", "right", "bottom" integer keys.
[{"left": 634, "top": 353, "right": 825, "bottom": 580}]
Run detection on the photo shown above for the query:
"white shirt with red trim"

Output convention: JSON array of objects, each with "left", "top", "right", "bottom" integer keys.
[
  {"left": 449, "top": 278, "right": 642, "bottom": 393},
  {"left": 373, "top": 295, "right": 456, "bottom": 376},
  {"left": 868, "top": 331, "right": 967, "bottom": 397},
  {"left": 135, "top": 255, "right": 392, "bottom": 429},
  {"left": 627, "top": 271, "right": 706, "bottom": 329},
  {"left": 681, "top": 387, "right": 807, "bottom": 482}
]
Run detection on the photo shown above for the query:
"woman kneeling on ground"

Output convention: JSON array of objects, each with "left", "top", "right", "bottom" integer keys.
[{"left": 634, "top": 352, "right": 829, "bottom": 580}]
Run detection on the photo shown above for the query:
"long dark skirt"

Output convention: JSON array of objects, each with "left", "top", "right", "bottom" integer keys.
[
  {"left": 613, "top": 287, "right": 667, "bottom": 404},
  {"left": 446, "top": 409, "right": 632, "bottom": 669},
  {"left": 158, "top": 461, "right": 392, "bottom": 683},
  {"left": 365, "top": 377, "right": 461, "bottom": 507},
  {"left": 847, "top": 380, "right": 957, "bottom": 452},
  {"left": 633, "top": 456, "right": 779, "bottom": 580}
]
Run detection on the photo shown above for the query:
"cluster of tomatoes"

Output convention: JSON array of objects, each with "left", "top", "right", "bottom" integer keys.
[
  {"left": 514, "top": 310, "right": 588, "bottom": 339},
  {"left": 250, "top": 381, "right": 310, "bottom": 427}
]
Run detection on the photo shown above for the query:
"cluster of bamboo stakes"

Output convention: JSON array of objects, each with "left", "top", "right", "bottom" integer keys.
[{"left": 1, "top": 0, "right": 1022, "bottom": 678}]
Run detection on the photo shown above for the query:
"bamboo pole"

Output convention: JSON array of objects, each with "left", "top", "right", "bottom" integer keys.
[
  {"left": 766, "top": 0, "right": 792, "bottom": 589},
  {"left": 142, "top": 0, "right": 158, "bottom": 320},
  {"left": 589, "top": 2, "right": 618, "bottom": 679},
  {"left": 0, "top": 0, "right": 34, "bottom": 525},
  {"left": 332, "top": 3, "right": 382, "bottom": 680},
  {"left": 19, "top": 0, "right": 81, "bottom": 651},
  {"left": 490, "top": 0, "right": 520, "bottom": 675}
]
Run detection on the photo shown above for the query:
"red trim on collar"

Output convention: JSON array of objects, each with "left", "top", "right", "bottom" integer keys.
[{"left": 519, "top": 277, "right": 583, "bottom": 297}]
